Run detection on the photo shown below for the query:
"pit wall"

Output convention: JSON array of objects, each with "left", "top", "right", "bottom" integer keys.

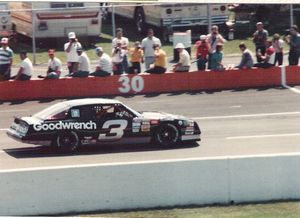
[
  {"left": 0, "top": 153, "right": 300, "bottom": 216},
  {"left": 1, "top": 66, "right": 299, "bottom": 101}
]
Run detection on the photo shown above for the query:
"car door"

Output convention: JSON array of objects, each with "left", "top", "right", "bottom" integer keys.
[
  {"left": 68, "top": 105, "right": 99, "bottom": 143},
  {"left": 96, "top": 104, "right": 132, "bottom": 142}
]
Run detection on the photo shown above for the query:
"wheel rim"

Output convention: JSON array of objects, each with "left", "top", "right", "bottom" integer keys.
[
  {"left": 157, "top": 125, "right": 178, "bottom": 145},
  {"left": 57, "top": 132, "right": 79, "bottom": 151}
]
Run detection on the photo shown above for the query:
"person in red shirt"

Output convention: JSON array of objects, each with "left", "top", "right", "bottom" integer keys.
[
  {"left": 194, "top": 35, "right": 211, "bottom": 70},
  {"left": 254, "top": 40, "right": 276, "bottom": 68}
]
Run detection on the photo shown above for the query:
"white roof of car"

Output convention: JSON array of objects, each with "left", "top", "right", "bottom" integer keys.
[
  {"left": 33, "top": 98, "right": 124, "bottom": 120},
  {"left": 62, "top": 98, "right": 122, "bottom": 107}
]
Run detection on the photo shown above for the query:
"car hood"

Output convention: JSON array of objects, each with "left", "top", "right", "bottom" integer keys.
[
  {"left": 21, "top": 116, "right": 43, "bottom": 125},
  {"left": 139, "top": 111, "right": 186, "bottom": 121}
]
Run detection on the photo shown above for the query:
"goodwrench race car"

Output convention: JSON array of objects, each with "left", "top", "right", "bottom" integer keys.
[{"left": 7, "top": 98, "right": 201, "bottom": 151}]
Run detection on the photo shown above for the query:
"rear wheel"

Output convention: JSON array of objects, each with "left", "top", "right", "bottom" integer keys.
[
  {"left": 155, "top": 124, "right": 179, "bottom": 147},
  {"left": 56, "top": 131, "right": 80, "bottom": 152}
]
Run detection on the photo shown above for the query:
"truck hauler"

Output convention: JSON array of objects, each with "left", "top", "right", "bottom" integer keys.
[
  {"left": 110, "top": 3, "right": 230, "bottom": 41},
  {"left": 0, "top": 2, "right": 13, "bottom": 38},
  {"left": 9, "top": 2, "right": 101, "bottom": 42}
]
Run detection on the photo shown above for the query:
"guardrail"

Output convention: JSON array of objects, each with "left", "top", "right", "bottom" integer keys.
[
  {"left": 0, "top": 153, "right": 299, "bottom": 216},
  {"left": 1, "top": 66, "right": 296, "bottom": 101}
]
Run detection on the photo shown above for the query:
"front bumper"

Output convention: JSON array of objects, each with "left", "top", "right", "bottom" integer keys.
[
  {"left": 6, "top": 128, "right": 24, "bottom": 142},
  {"left": 181, "top": 134, "right": 201, "bottom": 141},
  {"left": 6, "top": 128, "right": 51, "bottom": 146}
]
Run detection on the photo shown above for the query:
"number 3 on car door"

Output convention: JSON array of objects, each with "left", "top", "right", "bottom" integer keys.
[{"left": 98, "top": 120, "right": 128, "bottom": 140}]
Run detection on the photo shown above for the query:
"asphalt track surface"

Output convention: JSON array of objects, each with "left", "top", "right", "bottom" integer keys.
[{"left": 1, "top": 85, "right": 300, "bottom": 170}]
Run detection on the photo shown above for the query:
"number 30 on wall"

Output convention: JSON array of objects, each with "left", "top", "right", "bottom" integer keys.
[{"left": 118, "top": 75, "right": 144, "bottom": 93}]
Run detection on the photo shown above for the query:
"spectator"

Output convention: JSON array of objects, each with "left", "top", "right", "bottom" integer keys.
[
  {"left": 141, "top": 28, "right": 161, "bottom": 70},
  {"left": 272, "top": 34, "right": 284, "bottom": 66},
  {"left": 128, "top": 41, "right": 144, "bottom": 74},
  {"left": 67, "top": 46, "right": 90, "bottom": 77},
  {"left": 236, "top": 43, "right": 254, "bottom": 69},
  {"left": 210, "top": 44, "right": 224, "bottom": 71},
  {"left": 13, "top": 51, "right": 33, "bottom": 81},
  {"left": 145, "top": 43, "right": 167, "bottom": 74},
  {"left": 254, "top": 40, "right": 275, "bottom": 68},
  {"left": 64, "top": 32, "right": 82, "bottom": 74},
  {"left": 173, "top": 43, "right": 191, "bottom": 72},
  {"left": 112, "top": 28, "right": 129, "bottom": 73},
  {"left": 207, "top": 25, "right": 226, "bottom": 69},
  {"left": 90, "top": 47, "right": 112, "bottom": 77},
  {"left": 194, "top": 35, "right": 210, "bottom": 70},
  {"left": 285, "top": 25, "right": 300, "bottom": 65},
  {"left": 253, "top": 22, "right": 269, "bottom": 62},
  {"left": 0, "top": 37, "right": 13, "bottom": 81},
  {"left": 112, "top": 41, "right": 126, "bottom": 75},
  {"left": 38, "top": 49, "right": 62, "bottom": 79}
]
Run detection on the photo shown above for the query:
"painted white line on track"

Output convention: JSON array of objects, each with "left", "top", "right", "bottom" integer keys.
[
  {"left": 229, "top": 105, "right": 242, "bottom": 108},
  {"left": 193, "top": 111, "right": 300, "bottom": 120},
  {"left": 0, "top": 128, "right": 8, "bottom": 131},
  {"left": 283, "top": 84, "right": 300, "bottom": 94},
  {"left": 0, "top": 109, "right": 29, "bottom": 113},
  {"left": 227, "top": 133, "right": 300, "bottom": 140},
  {"left": 1, "top": 152, "right": 300, "bottom": 173}
]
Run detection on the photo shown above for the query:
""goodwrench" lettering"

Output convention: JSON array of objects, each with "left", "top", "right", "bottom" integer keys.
[{"left": 33, "top": 121, "right": 97, "bottom": 131}]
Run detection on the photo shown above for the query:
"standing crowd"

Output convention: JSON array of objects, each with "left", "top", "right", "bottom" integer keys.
[{"left": 1, "top": 23, "right": 300, "bottom": 81}]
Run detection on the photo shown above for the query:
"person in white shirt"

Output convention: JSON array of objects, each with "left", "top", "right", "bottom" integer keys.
[
  {"left": 0, "top": 37, "right": 13, "bottom": 81},
  {"left": 64, "top": 32, "right": 82, "bottom": 74},
  {"left": 112, "top": 28, "right": 129, "bottom": 73},
  {"left": 38, "top": 49, "right": 62, "bottom": 79},
  {"left": 173, "top": 43, "right": 191, "bottom": 72},
  {"left": 206, "top": 25, "right": 226, "bottom": 69},
  {"left": 14, "top": 51, "right": 33, "bottom": 80},
  {"left": 272, "top": 33, "right": 284, "bottom": 66},
  {"left": 67, "top": 46, "right": 90, "bottom": 77},
  {"left": 112, "top": 41, "right": 126, "bottom": 75},
  {"left": 90, "top": 47, "right": 112, "bottom": 77},
  {"left": 141, "top": 28, "right": 162, "bottom": 70}
]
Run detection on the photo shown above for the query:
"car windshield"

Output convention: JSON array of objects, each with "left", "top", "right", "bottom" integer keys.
[
  {"left": 33, "top": 102, "right": 70, "bottom": 120},
  {"left": 123, "top": 104, "right": 141, "bottom": 117}
]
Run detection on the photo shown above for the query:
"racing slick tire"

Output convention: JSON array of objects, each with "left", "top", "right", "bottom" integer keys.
[
  {"left": 155, "top": 123, "right": 180, "bottom": 147},
  {"left": 55, "top": 131, "right": 80, "bottom": 152}
]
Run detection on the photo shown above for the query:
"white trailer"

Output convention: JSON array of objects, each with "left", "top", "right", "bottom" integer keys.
[
  {"left": 10, "top": 2, "right": 101, "bottom": 40},
  {"left": 0, "top": 2, "right": 13, "bottom": 38},
  {"left": 110, "top": 3, "right": 230, "bottom": 41}
]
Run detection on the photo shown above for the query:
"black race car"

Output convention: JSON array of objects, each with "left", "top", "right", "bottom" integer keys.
[{"left": 7, "top": 98, "right": 201, "bottom": 151}]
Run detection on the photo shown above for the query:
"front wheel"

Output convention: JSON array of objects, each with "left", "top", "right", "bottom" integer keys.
[
  {"left": 55, "top": 131, "right": 80, "bottom": 152},
  {"left": 155, "top": 124, "right": 179, "bottom": 147}
]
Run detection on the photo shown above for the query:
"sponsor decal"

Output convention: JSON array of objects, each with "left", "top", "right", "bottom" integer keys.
[
  {"left": 141, "top": 124, "right": 150, "bottom": 132},
  {"left": 132, "top": 128, "right": 140, "bottom": 133},
  {"left": 132, "top": 122, "right": 141, "bottom": 127},
  {"left": 33, "top": 121, "right": 97, "bottom": 131},
  {"left": 150, "top": 120, "right": 159, "bottom": 125},
  {"left": 184, "top": 131, "right": 194, "bottom": 135}
]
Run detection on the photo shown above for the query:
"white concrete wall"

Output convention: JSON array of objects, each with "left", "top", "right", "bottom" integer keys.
[
  {"left": 230, "top": 154, "right": 300, "bottom": 202},
  {"left": 0, "top": 154, "right": 300, "bottom": 216}
]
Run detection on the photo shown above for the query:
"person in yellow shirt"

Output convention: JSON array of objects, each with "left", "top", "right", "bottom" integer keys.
[
  {"left": 145, "top": 43, "right": 167, "bottom": 74},
  {"left": 128, "top": 41, "right": 144, "bottom": 74}
]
